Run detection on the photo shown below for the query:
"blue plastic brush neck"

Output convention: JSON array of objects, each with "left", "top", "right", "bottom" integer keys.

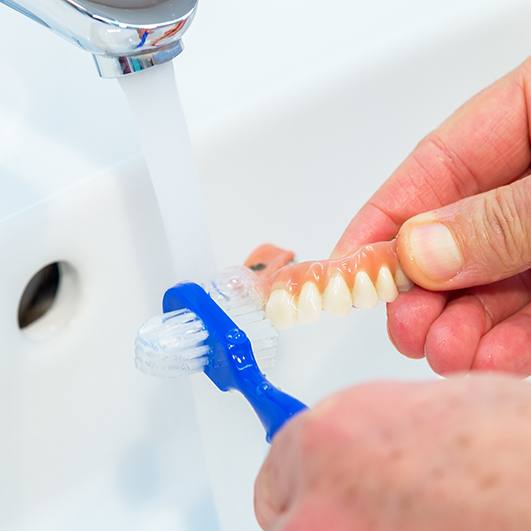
[{"left": 163, "top": 282, "right": 307, "bottom": 442}]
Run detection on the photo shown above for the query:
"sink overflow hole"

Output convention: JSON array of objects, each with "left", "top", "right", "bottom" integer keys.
[{"left": 18, "top": 263, "right": 62, "bottom": 330}]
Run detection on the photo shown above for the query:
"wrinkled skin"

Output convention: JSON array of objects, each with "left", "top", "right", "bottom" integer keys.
[{"left": 255, "top": 375, "right": 531, "bottom": 531}]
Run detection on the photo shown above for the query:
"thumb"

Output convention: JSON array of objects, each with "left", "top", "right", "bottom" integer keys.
[{"left": 397, "top": 175, "right": 531, "bottom": 291}]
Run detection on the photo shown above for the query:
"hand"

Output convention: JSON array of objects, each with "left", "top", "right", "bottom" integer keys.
[
  {"left": 254, "top": 375, "right": 531, "bottom": 531},
  {"left": 333, "top": 60, "right": 531, "bottom": 375}
]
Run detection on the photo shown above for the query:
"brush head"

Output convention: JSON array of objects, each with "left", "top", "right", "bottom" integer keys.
[
  {"left": 135, "top": 309, "right": 210, "bottom": 377},
  {"left": 135, "top": 266, "right": 278, "bottom": 378}
]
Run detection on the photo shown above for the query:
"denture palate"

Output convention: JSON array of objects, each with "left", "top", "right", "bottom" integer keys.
[
  {"left": 263, "top": 240, "right": 413, "bottom": 329},
  {"left": 244, "top": 243, "right": 295, "bottom": 278}
]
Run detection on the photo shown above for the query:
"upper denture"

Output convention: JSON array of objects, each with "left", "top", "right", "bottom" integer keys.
[{"left": 263, "top": 240, "right": 413, "bottom": 329}]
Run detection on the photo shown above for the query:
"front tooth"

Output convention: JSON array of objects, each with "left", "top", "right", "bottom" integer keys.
[
  {"left": 395, "top": 266, "right": 413, "bottom": 292},
  {"left": 266, "top": 289, "right": 297, "bottom": 329},
  {"left": 322, "top": 273, "right": 352, "bottom": 316},
  {"left": 376, "top": 265, "right": 399, "bottom": 302},
  {"left": 297, "top": 282, "right": 322, "bottom": 324},
  {"left": 352, "top": 271, "right": 378, "bottom": 309}
]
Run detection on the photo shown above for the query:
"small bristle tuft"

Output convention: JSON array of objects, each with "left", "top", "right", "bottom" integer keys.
[{"left": 135, "top": 309, "right": 211, "bottom": 377}]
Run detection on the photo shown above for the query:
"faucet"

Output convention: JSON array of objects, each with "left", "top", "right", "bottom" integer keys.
[{"left": 1, "top": 0, "right": 198, "bottom": 77}]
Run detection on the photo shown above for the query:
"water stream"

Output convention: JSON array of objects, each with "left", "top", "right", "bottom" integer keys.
[
  {"left": 119, "top": 62, "right": 214, "bottom": 282},
  {"left": 120, "top": 62, "right": 220, "bottom": 530}
]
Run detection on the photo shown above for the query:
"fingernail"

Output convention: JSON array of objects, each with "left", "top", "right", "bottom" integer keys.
[{"left": 407, "top": 223, "right": 463, "bottom": 281}]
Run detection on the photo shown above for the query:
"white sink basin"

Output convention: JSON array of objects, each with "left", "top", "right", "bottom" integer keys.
[{"left": 1, "top": 0, "right": 530, "bottom": 529}]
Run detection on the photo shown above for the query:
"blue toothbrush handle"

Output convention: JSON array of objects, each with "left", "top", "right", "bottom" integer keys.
[
  {"left": 163, "top": 282, "right": 308, "bottom": 443},
  {"left": 239, "top": 375, "right": 308, "bottom": 443}
]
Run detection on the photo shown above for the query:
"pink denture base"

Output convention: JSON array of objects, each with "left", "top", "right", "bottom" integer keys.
[{"left": 264, "top": 240, "right": 400, "bottom": 297}]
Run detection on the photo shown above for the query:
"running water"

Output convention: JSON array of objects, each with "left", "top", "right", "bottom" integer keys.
[
  {"left": 120, "top": 63, "right": 220, "bottom": 529},
  {"left": 119, "top": 62, "right": 215, "bottom": 282}
]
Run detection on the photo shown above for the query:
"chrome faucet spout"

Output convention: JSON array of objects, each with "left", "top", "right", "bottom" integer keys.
[{"left": 1, "top": 0, "right": 198, "bottom": 77}]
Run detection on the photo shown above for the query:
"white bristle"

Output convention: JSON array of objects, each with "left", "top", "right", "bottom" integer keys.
[
  {"left": 135, "top": 310, "right": 212, "bottom": 377},
  {"left": 135, "top": 267, "right": 279, "bottom": 378}
]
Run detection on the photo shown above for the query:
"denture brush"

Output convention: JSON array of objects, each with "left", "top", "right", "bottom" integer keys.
[{"left": 135, "top": 266, "right": 307, "bottom": 442}]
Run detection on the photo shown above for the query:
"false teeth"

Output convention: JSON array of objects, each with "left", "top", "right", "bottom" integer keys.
[
  {"left": 261, "top": 240, "right": 413, "bottom": 329},
  {"left": 394, "top": 266, "right": 413, "bottom": 292},
  {"left": 297, "top": 281, "right": 322, "bottom": 324},
  {"left": 376, "top": 266, "right": 399, "bottom": 303},
  {"left": 322, "top": 273, "right": 352, "bottom": 316},
  {"left": 352, "top": 271, "right": 378, "bottom": 309},
  {"left": 266, "top": 289, "right": 297, "bottom": 329}
]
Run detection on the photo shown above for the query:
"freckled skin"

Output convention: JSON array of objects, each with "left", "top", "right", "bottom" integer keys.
[{"left": 255, "top": 375, "right": 531, "bottom": 531}]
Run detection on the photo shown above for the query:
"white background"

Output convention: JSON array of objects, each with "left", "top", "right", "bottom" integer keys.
[{"left": 1, "top": 1, "right": 530, "bottom": 529}]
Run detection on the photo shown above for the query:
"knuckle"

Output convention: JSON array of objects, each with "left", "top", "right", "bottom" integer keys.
[{"left": 480, "top": 184, "right": 529, "bottom": 271}]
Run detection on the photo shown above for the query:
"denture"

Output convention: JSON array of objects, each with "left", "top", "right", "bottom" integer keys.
[{"left": 245, "top": 241, "right": 412, "bottom": 329}]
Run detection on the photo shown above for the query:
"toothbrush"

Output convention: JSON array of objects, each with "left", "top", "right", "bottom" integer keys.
[{"left": 135, "top": 266, "right": 307, "bottom": 443}]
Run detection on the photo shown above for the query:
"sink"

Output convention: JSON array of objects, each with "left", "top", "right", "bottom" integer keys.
[{"left": 1, "top": 0, "right": 530, "bottom": 529}]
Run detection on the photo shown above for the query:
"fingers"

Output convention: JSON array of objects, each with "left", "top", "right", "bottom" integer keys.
[
  {"left": 474, "top": 302, "right": 531, "bottom": 374},
  {"left": 332, "top": 59, "right": 531, "bottom": 258},
  {"left": 390, "top": 272, "right": 531, "bottom": 374},
  {"left": 396, "top": 175, "right": 531, "bottom": 291},
  {"left": 424, "top": 294, "right": 489, "bottom": 374},
  {"left": 425, "top": 273, "right": 531, "bottom": 374},
  {"left": 386, "top": 286, "right": 448, "bottom": 358}
]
